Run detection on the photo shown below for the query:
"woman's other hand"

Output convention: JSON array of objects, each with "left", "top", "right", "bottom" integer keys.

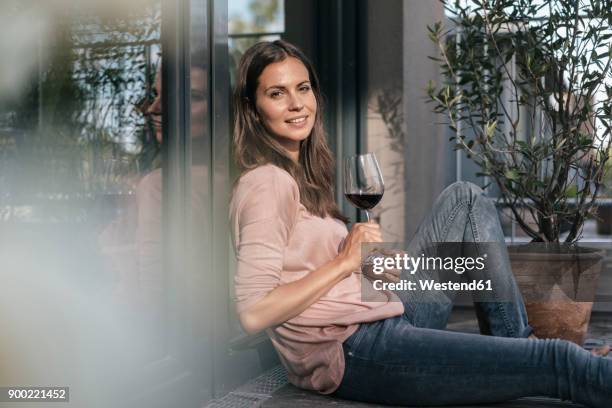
[{"left": 361, "top": 248, "right": 403, "bottom": 284}]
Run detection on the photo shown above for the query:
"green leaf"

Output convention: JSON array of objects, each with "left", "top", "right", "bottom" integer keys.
[
  {"left": 556, "top": 139, "right": 566, "bottom": 151},
  {"left": 485, "top": 120, "right": 497, "bottom": 139},
  {"left": 505, "top": 169, "right": 520, "bottom": 181}
]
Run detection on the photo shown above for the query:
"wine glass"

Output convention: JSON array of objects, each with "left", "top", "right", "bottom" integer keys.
[{"left": 343, "top": 152, "right": 384, "bottom": 222}]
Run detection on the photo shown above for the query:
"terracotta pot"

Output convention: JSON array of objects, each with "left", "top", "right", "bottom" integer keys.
[{"left": 508, "top": 245, "right": 603, "bottom": 345}]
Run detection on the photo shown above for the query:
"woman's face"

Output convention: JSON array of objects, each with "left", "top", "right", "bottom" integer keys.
[
  {"left": 147, "top": 73, "right": 163, "bottom": 142},
  {"left": 146, "top": 66, "right": 208, "bottom": 143},
  {"left": 254, "top": 57, "right": 317, "bottom": 160}
]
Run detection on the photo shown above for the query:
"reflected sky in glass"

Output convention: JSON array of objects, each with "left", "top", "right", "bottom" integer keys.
[{"left": 228, "top": 0, "right": 284, "bottom": 35}]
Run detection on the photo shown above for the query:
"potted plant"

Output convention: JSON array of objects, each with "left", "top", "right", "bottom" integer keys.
[{"left": 426, "top": 0, "right": 612, "bottom": 344}]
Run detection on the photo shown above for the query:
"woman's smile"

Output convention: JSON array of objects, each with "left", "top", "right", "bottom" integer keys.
[{"left": 285, "top": 114, "right": 309, "bottom": 127}]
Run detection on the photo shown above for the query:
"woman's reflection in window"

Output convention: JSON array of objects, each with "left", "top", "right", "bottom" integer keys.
[{"left": 99, "top": 54, "right": 209, "bottom": 357}]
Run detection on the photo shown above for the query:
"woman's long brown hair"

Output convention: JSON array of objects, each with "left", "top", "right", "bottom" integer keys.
[{"left": 233, "top": 40, "right": 348, "bottom": 223}]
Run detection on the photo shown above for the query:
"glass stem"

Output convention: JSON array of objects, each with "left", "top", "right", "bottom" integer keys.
[{"left": 365, "top": 210, "right": 371, "bottom": 222}]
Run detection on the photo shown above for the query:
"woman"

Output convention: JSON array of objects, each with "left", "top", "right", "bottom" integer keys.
[{"left": 229, "top": 40, "right": 612, "bottom": 407}]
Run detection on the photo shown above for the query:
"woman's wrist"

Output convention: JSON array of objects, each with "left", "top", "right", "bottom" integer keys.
[{"left": 333, "top": 254, "right": 356, "bottom": 278}]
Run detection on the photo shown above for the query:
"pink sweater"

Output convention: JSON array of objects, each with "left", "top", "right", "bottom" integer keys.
[{"left": 230, "top": 164, "right": 404, "bottom": 394}]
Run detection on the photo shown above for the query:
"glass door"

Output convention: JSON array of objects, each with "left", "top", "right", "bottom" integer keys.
[{"left": 0, "top": 0, "right": 225, "bottom": 406}]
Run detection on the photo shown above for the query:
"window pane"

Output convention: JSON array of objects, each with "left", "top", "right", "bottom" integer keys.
[{"left": 229, "top": 0, "right": 284, "bottom": 35}]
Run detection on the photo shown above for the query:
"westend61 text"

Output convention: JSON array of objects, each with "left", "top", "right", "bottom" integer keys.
[{"left": 372, "top": 279, "right": 493, "bottom": 292}]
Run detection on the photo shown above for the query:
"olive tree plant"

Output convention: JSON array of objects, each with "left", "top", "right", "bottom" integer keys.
[{"left": 427, "top": 0, "right": 612, "bottom": 242}]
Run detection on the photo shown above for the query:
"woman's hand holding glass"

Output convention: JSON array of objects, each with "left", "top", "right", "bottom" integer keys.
[{"left": 337, "top": 222, "right": 383, "bottom": 277}]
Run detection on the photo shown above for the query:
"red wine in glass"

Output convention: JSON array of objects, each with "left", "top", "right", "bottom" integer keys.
[
  {"left": 343, "top": 153, "right": 384, "bottom": 222},
  {"left": 345, "top": 193, "right": 383, "bottom": 211}
]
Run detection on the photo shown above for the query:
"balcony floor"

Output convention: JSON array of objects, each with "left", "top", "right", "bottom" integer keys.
[{"left": 207, "top": 308, "right": 612, "bottom": 408}]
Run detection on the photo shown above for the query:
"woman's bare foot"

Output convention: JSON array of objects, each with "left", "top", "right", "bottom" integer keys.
[{"left": 590, "top": 345, "right": 611, "bottom": 356}]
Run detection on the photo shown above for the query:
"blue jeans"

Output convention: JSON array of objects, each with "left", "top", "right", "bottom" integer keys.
[{"left": 332, "top": 182, "right": 612, "bottom": 407}]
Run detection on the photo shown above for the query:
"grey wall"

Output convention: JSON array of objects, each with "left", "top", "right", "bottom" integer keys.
[
  {"left": 403, "top": 0, "right": 455, "bottom": 239},
  {"left": 364, "top": 0, "right": 406, "bottom": 241}
]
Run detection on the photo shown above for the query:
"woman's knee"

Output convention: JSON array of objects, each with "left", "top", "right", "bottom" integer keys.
[
  {"left": 437, "top": 182, "right": 501, "bottom": 236},
  {"left": 440, "top": 181, "right": 484, "bottom": 205}
]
